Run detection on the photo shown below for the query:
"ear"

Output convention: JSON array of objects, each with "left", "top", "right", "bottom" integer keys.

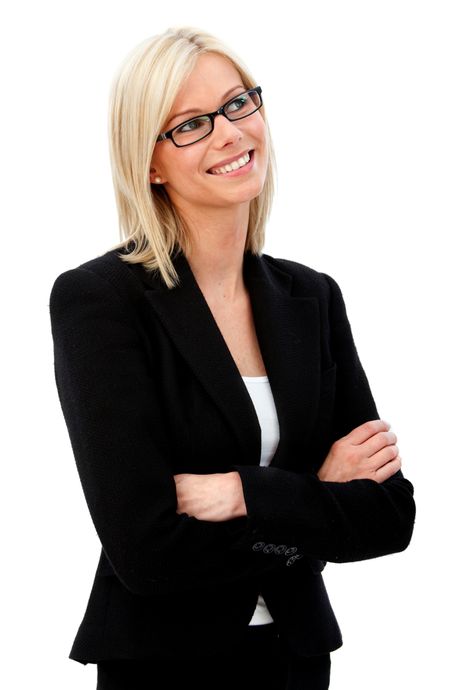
[{"left": 149, "top": 167, "right": 163, "bottom": 184}]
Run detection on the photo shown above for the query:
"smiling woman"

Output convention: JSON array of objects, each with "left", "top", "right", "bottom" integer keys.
[
  {"left": 106, "top": 31, "right": 276, "bottom": 287},
  {"left": 147, "top": 52, "right": 270, "bottom": 259},
  {"left": 49, "top": 23, "right": 415, "bottom": 690}
]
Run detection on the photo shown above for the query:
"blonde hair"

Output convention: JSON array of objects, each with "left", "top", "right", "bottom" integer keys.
[{"left": 108, "top": 25, "right": 277, "bottom": 289}]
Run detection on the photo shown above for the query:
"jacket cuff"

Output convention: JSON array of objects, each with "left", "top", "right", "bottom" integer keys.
[{"left": 227, "top": 465, "right": 306, "bottom": 565}]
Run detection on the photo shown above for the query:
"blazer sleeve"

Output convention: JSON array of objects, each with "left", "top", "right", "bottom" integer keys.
[
  {"left": 231, "top": 273, "right": 416, "bottom": 564},
  {"left": 49, "top": 266, "right": 283, "bottom": 597}
]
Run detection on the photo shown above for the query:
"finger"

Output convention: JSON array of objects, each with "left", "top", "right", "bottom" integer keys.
[
  {"left": 373, "top": 456, "right": 402, "bottom": 483},
  {"left": 345, "top": 419, "right": 391, "bottom": 445},
  {"left": 368, "top": 444, "right": 399, "bottom": 473},
  {"left": 365, "top": 430, "right": 398, "bottom": 457},
  {"left": 173, "top": 473, "right": 191, "bottom": 483}
]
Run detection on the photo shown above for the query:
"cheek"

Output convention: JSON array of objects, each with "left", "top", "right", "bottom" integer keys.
[
  {"left": 250, "top": 121, "right": 269, "bottom": 162},
  {"left": 173, "top": 150, "right": 204, "bottom": 179},
  {"left": 253, "top": 121, "right": 268, "bottom": 160},
  {"left": 252, "top": 113, "right": 268, "bottom": 139},
  {"left": 153, "top": 147, "right": 197, "bottom": 179}
]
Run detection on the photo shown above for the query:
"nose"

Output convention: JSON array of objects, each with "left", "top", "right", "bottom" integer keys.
[{"left": 212, "top": 113, "right": 244, "bottom": 142}]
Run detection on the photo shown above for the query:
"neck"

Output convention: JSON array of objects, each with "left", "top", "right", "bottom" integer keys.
[{"left": 183, "top": 205, "right": 250, "bottom": 304}]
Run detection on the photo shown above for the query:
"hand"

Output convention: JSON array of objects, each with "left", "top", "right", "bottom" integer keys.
[
  {"left": 317, "top": 419, "right": 402, "bottom": 483},
  {"left": 173, "top": 471, "right": 247, "bottom": 522}
]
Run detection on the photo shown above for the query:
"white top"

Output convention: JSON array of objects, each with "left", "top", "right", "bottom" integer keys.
[
  {"left": 241, "top": 374, "right": 280, "bottom": 625},
  {"left": 241, "top": 375, "right": 280, "bottom": 468}
]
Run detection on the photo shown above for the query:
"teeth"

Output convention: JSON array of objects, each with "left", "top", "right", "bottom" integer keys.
[{"left": 210, "top": 151, "right": 251, "bottom": 175}]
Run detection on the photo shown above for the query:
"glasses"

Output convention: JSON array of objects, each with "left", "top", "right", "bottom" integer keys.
[{"left": 156, "top": 86, "right": 263, "bottom": 147}]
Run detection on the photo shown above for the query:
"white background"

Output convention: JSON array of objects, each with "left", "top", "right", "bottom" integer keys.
[{"left": 1, "top": 1, "right": 448, "bottom": 688}]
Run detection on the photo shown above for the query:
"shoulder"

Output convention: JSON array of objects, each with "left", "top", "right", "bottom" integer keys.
[
  {"left": 49, "top": 247, "right": 145, "bottom": 312},
  {"left": 261, "top": 253, "right": 352, "bottom": 331},
  {"left": 260, "top": 252, "right": 342, "bottom": 301}
]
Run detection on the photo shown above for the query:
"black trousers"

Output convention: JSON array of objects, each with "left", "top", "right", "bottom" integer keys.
[{"left": 96, "top": 623, "right": 331, "bottom": 690}]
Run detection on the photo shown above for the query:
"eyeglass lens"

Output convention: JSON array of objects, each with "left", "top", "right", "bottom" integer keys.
[{"left": 172, "top": 89, "right": 261, "bottom": 146}]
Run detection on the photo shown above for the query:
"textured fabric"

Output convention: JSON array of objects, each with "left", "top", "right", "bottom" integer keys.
[
  {"left": 96, "top": 623, "right": 331, "bottom": 690},
  {"left": 49, "top": 245, "right": 416, "bottom": 667}
]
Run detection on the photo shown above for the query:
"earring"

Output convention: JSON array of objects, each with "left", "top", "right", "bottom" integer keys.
[{"left": 154, "top": 176, "right": 162, "bottom": 183}]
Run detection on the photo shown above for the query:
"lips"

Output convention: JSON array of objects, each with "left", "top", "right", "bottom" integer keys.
[{"left": 207, "top": 149, "right": 253, "bottom": 174}]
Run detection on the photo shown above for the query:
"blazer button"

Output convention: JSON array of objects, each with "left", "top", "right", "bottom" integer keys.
[
  {"left": 286, "top": 554, "right": 302, "bottom": 567},
  {"left": 274, "top": 545, "right": 287, "bottom": 555},
  {"left": 285, "top": 547, "right": 298, "bottom": 556},
  {"left": 252, "top": 542, "right": 265, "bottom": 552},
  {"left": 263, "top": 544, "right": 275, "bottom": 554}
]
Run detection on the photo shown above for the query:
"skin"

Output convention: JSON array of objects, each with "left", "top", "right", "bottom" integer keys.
[
  {"left": 151, "top": 54, "right": 402, "bottom": 522},
  {"left": 150, "top": 52, "right": 269, "bottom": 301}
]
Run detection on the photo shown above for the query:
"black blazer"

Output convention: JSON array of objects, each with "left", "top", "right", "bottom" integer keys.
[{"left": 49, "top": 244, "right": 415, "bottom": 665}]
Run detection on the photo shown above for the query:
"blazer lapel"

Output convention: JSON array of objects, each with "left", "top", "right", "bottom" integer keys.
[
  {"left": 242, "top": 253, "right": 321, "bottom": 469},
  {"left": 140, "top": 249, "right": 321, "bottom": 471}
]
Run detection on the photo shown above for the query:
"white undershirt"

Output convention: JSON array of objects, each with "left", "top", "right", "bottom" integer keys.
[{"left": 241, "top": 375, "right": 280, "bottom": 625}]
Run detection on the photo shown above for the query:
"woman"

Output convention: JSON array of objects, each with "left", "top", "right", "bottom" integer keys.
[{"left": 49, "top": 26, "right": 416, "bottom": 690}]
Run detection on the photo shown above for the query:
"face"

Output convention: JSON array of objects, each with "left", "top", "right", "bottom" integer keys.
[{"left": 150, "top": 53, "right": 268, "bottom": 215}]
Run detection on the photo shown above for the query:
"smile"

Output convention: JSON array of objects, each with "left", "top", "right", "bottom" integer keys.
[{"left": 207, "top": 150, "right": 255, "bottom": 177}]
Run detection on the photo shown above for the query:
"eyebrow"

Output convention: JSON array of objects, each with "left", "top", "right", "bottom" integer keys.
[{"left": 167, "top": 85, "right": 246, "bottom": 126}]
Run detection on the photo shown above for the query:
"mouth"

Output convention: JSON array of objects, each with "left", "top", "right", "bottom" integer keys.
[{"left": 207, "top": 149, "right": 255, "bottom": 175}]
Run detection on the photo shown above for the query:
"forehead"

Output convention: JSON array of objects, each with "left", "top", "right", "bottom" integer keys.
[{"left": 169, "top": 53, "right": 244, "bottom": 114}]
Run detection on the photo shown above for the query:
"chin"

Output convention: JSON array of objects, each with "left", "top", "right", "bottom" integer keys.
[{"left": 226, "top": 186, "right": 264, "bottom": 205}]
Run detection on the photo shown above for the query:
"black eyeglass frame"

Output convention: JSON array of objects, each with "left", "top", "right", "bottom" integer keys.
[{"left": 155, "top": 86, "right": 263, "bottom": 147}]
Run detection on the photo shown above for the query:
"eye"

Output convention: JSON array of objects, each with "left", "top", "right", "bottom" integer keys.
[
  {"left": 227, "top": 95, "right": 248, "bottom": 112},
  {"left": 177, "top": 116, "right": 210, "bottom": 134}
]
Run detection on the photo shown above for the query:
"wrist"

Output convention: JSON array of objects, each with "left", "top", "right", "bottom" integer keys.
[{"left": 228, "top": 471, "right": 247, "bottom": 518}]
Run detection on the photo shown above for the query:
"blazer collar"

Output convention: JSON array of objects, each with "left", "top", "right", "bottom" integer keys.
[{"left": 137, "top": 249, "right": 320, "bottom": 470}]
